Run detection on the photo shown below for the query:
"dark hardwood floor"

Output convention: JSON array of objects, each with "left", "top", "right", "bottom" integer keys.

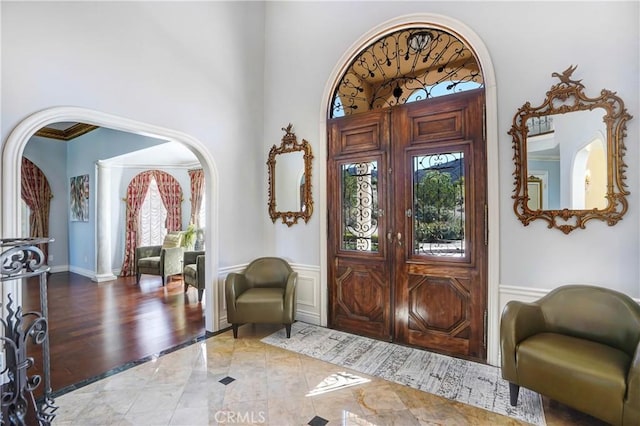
[{"left": 22, "top": 271, "right": 205, "bottom": 395}]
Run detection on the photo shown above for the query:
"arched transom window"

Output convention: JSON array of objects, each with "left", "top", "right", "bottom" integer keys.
[{"left": 330, "top": 27, "right": 483, "bottom": 118}]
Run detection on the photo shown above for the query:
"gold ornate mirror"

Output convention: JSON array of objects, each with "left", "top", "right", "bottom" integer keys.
[
  {"left": 509, "top": 65, "right": 632, "bottom": 234},
  {"left": 268, "top": 124, "right": 314, "bottom": 226}
]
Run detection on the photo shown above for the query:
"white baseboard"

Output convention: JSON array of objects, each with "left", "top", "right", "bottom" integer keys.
[
  {"left": 93, "top": 273, "right": 118, "bottom": 282},
  {"left": 50, "top": 265, "right": 122, "bottom": 283},
  {"left": 49, "top": 265, "right": 68, "bottom": 274},
  {"left": 296, "top": 310, "right": 321, "bottom": 325},
  {"left": 68, "top": 265, "right": 95, "bottom": 280}
]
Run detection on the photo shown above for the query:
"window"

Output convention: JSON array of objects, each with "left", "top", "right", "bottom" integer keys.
[
  {"left": 138, "top": 177, "right": 168, "bottom": 246},
  {"left": 330, "top": 28, "right": 483, "bottom": 118}
]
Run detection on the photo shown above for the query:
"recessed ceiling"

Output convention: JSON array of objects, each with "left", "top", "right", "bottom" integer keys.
[
  {"left": 35, "top": 122, "right": 99, "bottom": 141},
  {"left": 32, "top": 122, "right": 199, "bottom": 167},
  {"left": 104, "top": 142, "right": 200, "bottom": 168}
]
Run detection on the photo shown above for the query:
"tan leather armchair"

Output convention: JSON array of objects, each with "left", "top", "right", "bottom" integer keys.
[
  {"left": 135, "top": 232, "right": 184, "bottom": 286},
  {"left": 183, "top": 250, "right": 205, "bottom": 302},
  {"left": 501, "top": 285, "right": 640, "bottom": 426},
  {"left": 225, "top": 257, "right": 297, "bottom": 338}
]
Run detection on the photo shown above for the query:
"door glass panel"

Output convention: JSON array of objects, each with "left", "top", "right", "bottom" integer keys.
[
  {"left": 341, "top": 161, "right": 379, "bottom": 252},
  {"left": 413, "top": 152, "right": 465, "bottom": 257}
]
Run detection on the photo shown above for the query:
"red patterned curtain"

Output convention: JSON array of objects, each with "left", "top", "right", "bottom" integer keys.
[
  {"left": 120, "top": 171, "right": 153, "bottom": 276},
  {"left": 21, "top": 157, "right": 53, "bottom": 260},
  {"left": 153, "top": 170, "right": 183, "bottom": 232},
  {"left": 188, "top": 169, "right": 205, "bottom": 228},
  {"left": 120, "top": 170, "right": 183, "bottom": 276}
]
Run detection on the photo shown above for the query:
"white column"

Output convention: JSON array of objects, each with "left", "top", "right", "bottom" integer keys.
[{"left": 94, "top": 161, "right": 117, "bottom": 282}]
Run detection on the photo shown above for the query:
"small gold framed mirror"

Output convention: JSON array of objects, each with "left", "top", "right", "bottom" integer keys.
[
  {"left": 268, "top": 124, "right": 314, "bottom": 226},
  {"left": 509, "top": 65, "right": 632, "bottom": 234}
]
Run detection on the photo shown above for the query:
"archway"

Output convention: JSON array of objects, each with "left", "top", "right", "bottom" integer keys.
[
  {"left": 1, "top": 106, "right": 220, "bottom": 332},
  {"left": 572, "top": 136, "right": 607, "bottom": 210},
  {"left": 318, "top": 14, "right": 500, "bottom": 364}
]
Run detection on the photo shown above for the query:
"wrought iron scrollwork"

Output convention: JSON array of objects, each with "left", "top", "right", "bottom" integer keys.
[
  {"left": 1, "top": 296, "right": 55, "bottom": 425},
  {"left": 413, "top": 153, "right": 466, "bottom": 257},
  {"left": 342, "top": 162, "right": 379, "bottom": 252},
  {"left": 331, "top": 28, "right": 483, "bottom": 118},
  {"left": 1, "top": 240, "right": 47, "bottom": 277},
  {"left": 1, "top": 237, "right": 57, "bottom": 425}
]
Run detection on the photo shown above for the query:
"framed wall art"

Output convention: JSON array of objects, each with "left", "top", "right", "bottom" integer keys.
[{"left": 70, "top": 174, "right": 89, "bottom": 222}]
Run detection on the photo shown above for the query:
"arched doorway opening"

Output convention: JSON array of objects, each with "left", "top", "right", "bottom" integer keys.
[
  {"left": 318, "top": 14, "right": 500, "bottom": 365},
  {"left": 572, "top": 136, "right": 607, "bottom": 210},
  {"left": 1, "top": 106, "right": 220, "bottom": 333}
]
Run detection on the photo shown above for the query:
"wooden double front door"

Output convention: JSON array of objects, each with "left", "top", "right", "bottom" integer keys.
[{"left": 327, "top": 89, "right": 487, "bottom": 361}]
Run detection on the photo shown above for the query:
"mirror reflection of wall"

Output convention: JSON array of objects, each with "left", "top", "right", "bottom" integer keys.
[
  {"left": 274, "top": 150, "right": 305, "bottom": 212},
  {"left": 526, "top": 109, "right": 607, "bottom": 210},
  {"left": 299, "top": 172, "right": 306, "bottom": 211},
  {"left": 574, "top": 138, "right": 607, "bottom": 210},
  {"left": 527, "top": 116, "right": 560, "bottom": 209}
]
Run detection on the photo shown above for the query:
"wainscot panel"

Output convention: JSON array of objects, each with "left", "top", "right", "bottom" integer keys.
[{"left": 217, "top": 262, "right": 321, "bottom": 329}]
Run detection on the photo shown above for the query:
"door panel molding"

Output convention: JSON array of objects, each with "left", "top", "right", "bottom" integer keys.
[
  {"left": 412, "top": 110, "right": 465, "bottom": 142},
  {"left": 393, "top": 90, "right": 487, "bottom": 361},
  {"left": 407, "top": 275, "right": 471, "bottom": 334},
  {"left": 329, "top": 91, "right": 487, "bottom": 361},
  {"left": 328, "top": 110, "right": 392, "bottom": 341},
  {"left": 340, "top": 123, "right": 384, "bottom": 154},
  {"left": 320, "top": 13, "right": 499, "bottom": 365}
]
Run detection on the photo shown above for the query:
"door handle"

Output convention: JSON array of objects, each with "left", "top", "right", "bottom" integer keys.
[{"left": 387, "top": 232, "right": 402, "bottom": 246}]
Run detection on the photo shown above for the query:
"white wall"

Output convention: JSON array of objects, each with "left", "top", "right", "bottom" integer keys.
[
  {"left": 1, "top": 1, "right": 268, "bottom": 269},
  {"left": 262, "top": 1, "right": 640, "bottom": 298},
  {"left": 553, "top": 110, "right": 605, "bottom": 208}
]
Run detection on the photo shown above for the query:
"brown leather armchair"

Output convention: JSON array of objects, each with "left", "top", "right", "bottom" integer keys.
[
  {"left": 183, "top": 250, "right": 205, "bottom": 302},
  {"left": 501, "top": 285, "right": 640, "bottom": 426},
  {"left": 225, "top": 257, "right": 297, "bottom": 338},
  {"left": 135, "top": 232, "right": 184, "bottom": 286}
]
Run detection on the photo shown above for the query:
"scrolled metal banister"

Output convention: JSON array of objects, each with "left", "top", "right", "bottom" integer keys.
[{"left": 1, "top": 237, "right": 57, "bottom": 426}]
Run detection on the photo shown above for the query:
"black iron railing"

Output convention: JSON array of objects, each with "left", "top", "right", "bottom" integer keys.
[{"left": 1, "top": 237, "right": 57, "bottom": 426}]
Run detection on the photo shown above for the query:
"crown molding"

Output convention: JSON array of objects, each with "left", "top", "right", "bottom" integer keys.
[{"left": 34, "top": 123, "right": 99, "bottom": 141}]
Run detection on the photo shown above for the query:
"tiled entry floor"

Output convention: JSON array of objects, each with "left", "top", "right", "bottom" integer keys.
[{"left": 53, "top": 324, "right": 603, "bottom": 425}]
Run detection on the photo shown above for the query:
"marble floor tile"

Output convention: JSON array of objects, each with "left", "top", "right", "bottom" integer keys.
[
  {"left": 51, "top": 323, "right": 606, "bottom": 425},
  {"left": 268, "top": 395, "right": 316, "bottom": 425},
  {"left": 352, "top": 382, "right": 409, "bottom": 416}
]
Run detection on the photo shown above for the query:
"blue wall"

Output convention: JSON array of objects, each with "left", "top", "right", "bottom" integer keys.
[{"left": 529, "top": 159, "right": 560, "bottom": 210}]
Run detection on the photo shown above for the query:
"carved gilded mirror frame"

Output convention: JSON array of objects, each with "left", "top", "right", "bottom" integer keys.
[
  {"left": 268, "top": 124, "right": 314, "bottom": 226},
  {"left": 509, "top": 65, "right": 632, "bottom": 234}
]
